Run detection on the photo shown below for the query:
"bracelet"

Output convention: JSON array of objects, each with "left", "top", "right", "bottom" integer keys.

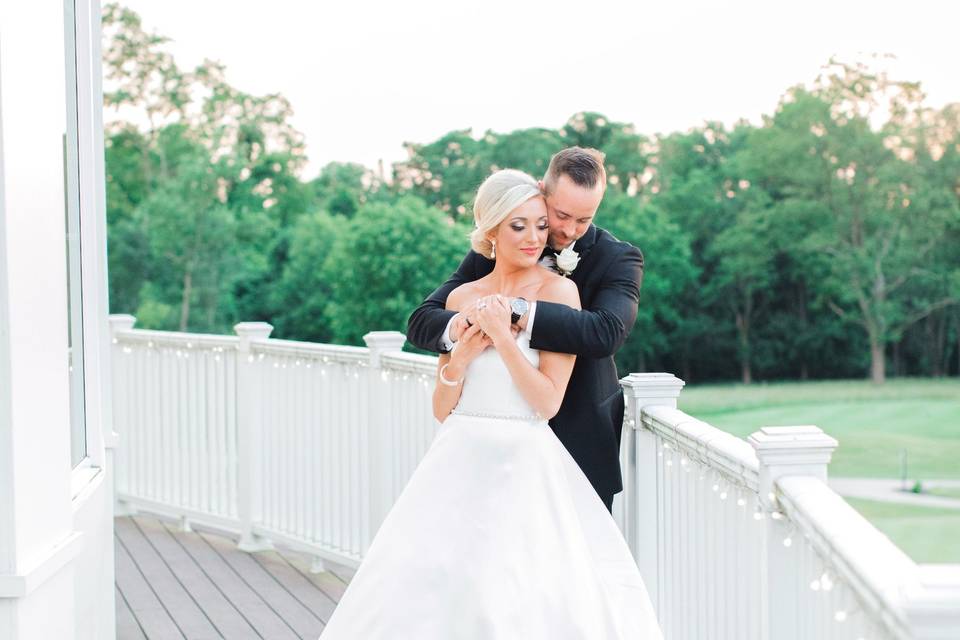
[{"left": 439, "top": 363, "right": 464, "bottom": 387}]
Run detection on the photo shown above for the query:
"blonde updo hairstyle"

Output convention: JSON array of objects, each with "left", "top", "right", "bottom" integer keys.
[{"left": 470, "top": 169, "right": 542, "bottom": 259}]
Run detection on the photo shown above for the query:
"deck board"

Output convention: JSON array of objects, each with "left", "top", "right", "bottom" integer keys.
[{"left": 115, "top": 515, "right": 352, "bottom": 639}]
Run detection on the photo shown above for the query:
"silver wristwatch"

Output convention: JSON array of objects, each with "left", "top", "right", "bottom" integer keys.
[{"left": 510, "top": 297, "right": 529, "bottom": 325}]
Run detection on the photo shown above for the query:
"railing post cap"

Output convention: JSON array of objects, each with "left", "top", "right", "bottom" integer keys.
[
  {"left": 902, "top": 566, "right": 960, "bottom": 638},
  {"left": 363, "top": 331, "right": 406, "bottom": 349},
  {"left": 748, "top": 426, "right": 838, "bottom": 452},
  {"left": 233, "top": 322, "right": 274, "bottom": 339},
  {"left": 619, "top": 373, "right": 685, "bottom": 398},
  {"left": 108, "top": 314, "right": 137, "bottom": 331}
]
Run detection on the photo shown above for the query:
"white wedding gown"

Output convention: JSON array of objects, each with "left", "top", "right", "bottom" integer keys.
[{"left": 320, "top": 335, "right": 662, "bottom": 639}]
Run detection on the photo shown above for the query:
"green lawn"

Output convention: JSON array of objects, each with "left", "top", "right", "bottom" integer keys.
[
  {"left": 845, "top": 498, "right": 960, "bottom": 563},
  {"left": 928, "top": 486, "right": 960, "bottom": 500},
  {"left": 677, "top": 379, "right": 960, "bottom": 479}
]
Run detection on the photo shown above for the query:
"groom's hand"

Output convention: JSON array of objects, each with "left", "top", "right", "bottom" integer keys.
[{"left": 449, "top": 312, "right": 473, "bottom": 343}]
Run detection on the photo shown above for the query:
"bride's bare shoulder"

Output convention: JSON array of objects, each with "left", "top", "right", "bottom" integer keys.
[
  {"left": 536, "top": 273, "right": 580, "bottom": 310},
  {"left": 446, "top": 280, "right": 483, "bottom": 311}
]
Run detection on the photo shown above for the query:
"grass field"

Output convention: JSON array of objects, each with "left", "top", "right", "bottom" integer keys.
[
  {"left": 673, "top": 379, "right": 960, "bottom": 562},
  {"left": 929, "top": 486, "right": 960, "bottom": 500},
  {"left": 844, "top": 498, "right": 960, "bottom": 563},
  {"left": 677, "top": 378, "right": 960, "bottom": 479}
]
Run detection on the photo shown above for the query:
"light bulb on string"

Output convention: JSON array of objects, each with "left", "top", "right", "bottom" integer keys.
[{"left": 820, "top": 572, "right": 834, "bottom": 591}]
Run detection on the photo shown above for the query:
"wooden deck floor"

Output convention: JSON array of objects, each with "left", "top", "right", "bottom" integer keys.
[{"left": 114, "top": 515, "right": 355, "bottom": 639}]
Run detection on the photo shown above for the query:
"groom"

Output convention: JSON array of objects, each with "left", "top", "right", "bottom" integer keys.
[{"left": 407, "top": 147, "right": 644, "bottom": 512}]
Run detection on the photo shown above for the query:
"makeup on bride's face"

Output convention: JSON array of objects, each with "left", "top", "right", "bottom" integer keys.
[{"left": 493, "top": 197, "right": 548, "bottom": 261}]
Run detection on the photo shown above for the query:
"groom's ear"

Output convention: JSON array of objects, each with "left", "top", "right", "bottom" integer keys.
[{"left": 537, "top": 179, "right": 546, "bottom": 194}]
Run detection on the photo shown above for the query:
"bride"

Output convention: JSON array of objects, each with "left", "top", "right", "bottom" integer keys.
[{"left": 319, "top": 169, "right": 662, "bottom": 639}]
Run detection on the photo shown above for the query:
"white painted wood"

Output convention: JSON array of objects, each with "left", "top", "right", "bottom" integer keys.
[
  {"left": 105, "top": 326, "right": 960, "bottom": 639},
  {"left": 617, "top": 373, "right": 685, "bottom": 620},
  {"left": 234, "top": 322, "right": 274, "bottom": 552},
  {"left": 363, "top": 331, "right": 406, "bottom": 541},
  {"left": 902, "top": 566, "right": 960, "bottom": 639},
  {"left": 0, "top": 2, "right": 117, "bottom": 637}
]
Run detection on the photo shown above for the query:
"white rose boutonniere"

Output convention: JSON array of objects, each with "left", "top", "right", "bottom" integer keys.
[{"left": 556, "top": 246, "right": 581, "bottom": 276}]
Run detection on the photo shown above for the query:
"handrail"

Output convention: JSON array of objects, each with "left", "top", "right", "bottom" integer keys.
[
  {"left": 642, "top": 404, "right": 760, "bottom": 491},
  {"left": 777, "top": 475, "right": 916, "bottom": 639}
]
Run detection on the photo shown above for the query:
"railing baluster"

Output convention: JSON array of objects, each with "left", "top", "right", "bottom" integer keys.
[{"left": 108, "top": 318, "right": 960, "bottom": 636}]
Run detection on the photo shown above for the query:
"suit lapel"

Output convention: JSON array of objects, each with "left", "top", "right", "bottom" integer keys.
[{"left": 569, "top": 225, "right": 599, "bottom": 286}]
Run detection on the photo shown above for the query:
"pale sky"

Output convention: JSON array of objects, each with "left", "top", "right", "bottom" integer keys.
[{"left": 117, "top": 0, "right": 959, "bottom": 180}]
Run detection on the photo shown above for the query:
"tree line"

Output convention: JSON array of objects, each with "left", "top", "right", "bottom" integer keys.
[{"left": 103, "top": 4, "right": 960, "bottom": 383}]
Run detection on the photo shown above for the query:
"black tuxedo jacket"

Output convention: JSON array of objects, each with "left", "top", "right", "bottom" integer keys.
[{"left": 406, "top": 224, "right": 644, "bottom": 498}]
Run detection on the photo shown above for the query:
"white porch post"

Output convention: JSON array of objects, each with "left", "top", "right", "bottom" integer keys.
[
  {"left": 616, "top": 372, "right": 685, "bottom": 619},
  {"left": 749, "top": 426, "right": 838, "bottom": 640},
  {"left": 362, "top": 331, "right": 406, "bottom": 548},
  {"left": 107, "top": 314, "right": 136, "bottom": 516},
  {"left": 235, "top": 322, "right": 274, "bottom": 552}
]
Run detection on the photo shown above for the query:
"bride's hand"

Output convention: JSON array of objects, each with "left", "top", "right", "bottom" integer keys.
[
  {"left": 449, "top": 323, "right": 492, "bottom": 373},
  {"left": 474, "top": 294, "right": 512, "bottom": 346}
]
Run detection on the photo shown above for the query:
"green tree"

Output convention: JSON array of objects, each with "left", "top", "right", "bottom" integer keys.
[
  {"left": 748, "top": 63, "right": 960, "bottom": 382},
  {"left": 483, "top": 127, "right": 565, "bottom": 178},
  {"left": 271, "top": 211, "right": 340, "bottom": 341},
  {"left": 598, "top": 192, "right": 699, "bottom": 374},
  {"left": 392, "top": 130, "right": 489, "bottom": 218},
  {"left": 322, "top": 197, "right": 470, "bottom": 345},
  {"left": 135, "top": 126, "right": 240, "bottom": 331}
]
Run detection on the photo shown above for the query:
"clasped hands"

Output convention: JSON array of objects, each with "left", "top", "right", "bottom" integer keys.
[{"left": 450, "top": 294, "right": 519, "bottom": 346}]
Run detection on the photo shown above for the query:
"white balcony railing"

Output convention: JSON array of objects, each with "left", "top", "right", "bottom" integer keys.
[{"left": 108, "top": 315, "right": 960, "bottom": 639}]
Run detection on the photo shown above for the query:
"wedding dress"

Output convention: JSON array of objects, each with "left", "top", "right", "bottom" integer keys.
[{"left": 319, "top": 334, "right": 662, "bottom": 639}]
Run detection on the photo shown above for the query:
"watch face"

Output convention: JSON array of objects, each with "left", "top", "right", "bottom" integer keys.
[{"left": 511, "top": 298, "right": 528, "bottom": 316}]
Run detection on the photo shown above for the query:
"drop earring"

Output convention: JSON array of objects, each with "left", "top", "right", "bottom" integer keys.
[{"left": 490, "top": 240, "right": 496, "bottom": 259}]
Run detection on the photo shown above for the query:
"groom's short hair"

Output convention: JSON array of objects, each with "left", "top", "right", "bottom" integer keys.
[{"left": 543, "top": 147, "right": 607, "bottom": 194}]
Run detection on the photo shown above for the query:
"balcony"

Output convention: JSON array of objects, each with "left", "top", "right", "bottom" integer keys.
[{"left": 108, "top": 315, "right": 960, "bottom": 639}]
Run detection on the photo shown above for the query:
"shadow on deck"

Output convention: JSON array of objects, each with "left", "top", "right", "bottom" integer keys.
[{"left": 114, "top": 515, "right": 355, "bottom": 639}]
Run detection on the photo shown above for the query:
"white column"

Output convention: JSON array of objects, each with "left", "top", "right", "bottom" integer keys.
[
  {"left": 362, "top": 331, "right": 406, "bottom": 546},
  {"left": 748, "top": 426, "right": 838, "bottom": 640},
  {"left": 617, "top": 372, "right": 685, "bottom": 619},
  {"left": 107, "top": 315, "right": 137, "bottom": 516},
  {"left": 235, "top": 322, "right": 274, "bottom": 552}
]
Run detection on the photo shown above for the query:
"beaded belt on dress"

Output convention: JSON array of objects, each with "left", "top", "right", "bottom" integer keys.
[{"left": 450, "top": 408, "right": 543, "bottom": 422}]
